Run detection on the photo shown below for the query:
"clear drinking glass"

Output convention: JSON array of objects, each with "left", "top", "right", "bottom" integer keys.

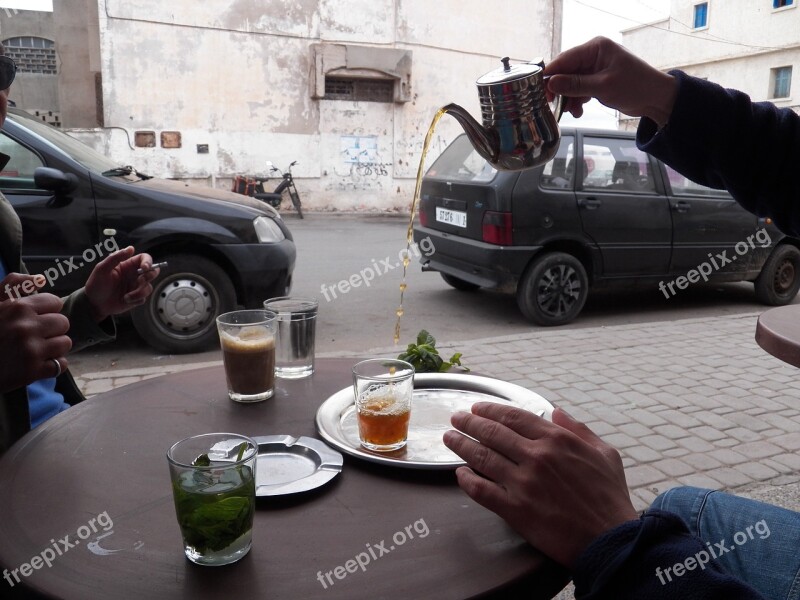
[
  {"left": 216, "top": 309, "right": 277, "bottom": 402},
  {"left": 263, "top": 297, "right": 318, "bottom": 379},
  {"left": 167, "top": 433, "right": 258, "bottom": 566},
  {"left": 352, "top": 359, "right": 414, "bottom": 452}
]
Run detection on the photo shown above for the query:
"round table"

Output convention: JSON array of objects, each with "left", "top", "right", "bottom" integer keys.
[
  {"left": 755, "top": 305, "right": 800, "bottom": 368},
  {"left": 0, "top": 358, "right": 568, "bottom": 600}
]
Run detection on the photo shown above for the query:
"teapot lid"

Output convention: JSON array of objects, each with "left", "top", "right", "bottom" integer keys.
[{"left": 476, "top": 56, "right": 543, "bottom": 86}]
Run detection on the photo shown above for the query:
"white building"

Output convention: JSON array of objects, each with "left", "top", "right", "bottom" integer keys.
[
  {"left": 622, "top": 0, "right": 799, "bottom": 130},
  {"left": 22, "top": 0, "right": 563, "bottom": 211}
]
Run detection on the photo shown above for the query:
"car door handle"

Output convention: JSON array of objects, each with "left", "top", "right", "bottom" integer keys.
[
  {"left": 673, "top": 201, "right": 691, "bottom": 213},
  {"left": 578, "top": 198, "right": 601, "bottom": 209}
]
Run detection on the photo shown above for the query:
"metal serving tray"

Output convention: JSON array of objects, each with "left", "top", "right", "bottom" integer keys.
[{"left": 315, "top": 373, "right": 553, "bottom": 470}]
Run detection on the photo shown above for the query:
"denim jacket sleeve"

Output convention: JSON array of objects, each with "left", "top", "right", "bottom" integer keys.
[
  {"left": 637, "top": 70, "right": 800, "bottom": 238},
  {"left": 572, "top": 510, "right": 765, "bottom": 599}
]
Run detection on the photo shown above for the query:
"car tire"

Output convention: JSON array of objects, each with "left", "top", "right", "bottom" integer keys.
[
  {"left": 754, "top": 244, "right": 800, "bottom": 305},
  {"left": 440, "top": 273, "right": 480, "bottom": 292},
  {"left": 517, "top": 252, "right": 588, "bottom": 326},
  {"left": 131, "top": 254, "right": 236, "bottom": 353}
]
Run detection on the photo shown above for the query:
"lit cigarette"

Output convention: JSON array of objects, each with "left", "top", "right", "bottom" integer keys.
[{"left": 137, "top": 261, "right": 168, "bottom": 276}]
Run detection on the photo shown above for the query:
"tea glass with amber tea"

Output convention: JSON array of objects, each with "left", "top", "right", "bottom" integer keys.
[
  {"left": 352, "top": 359, "right": 414, "bottom": 452},
  {"left": 216, "top": 309, "right": 277, "bottom": 402}
]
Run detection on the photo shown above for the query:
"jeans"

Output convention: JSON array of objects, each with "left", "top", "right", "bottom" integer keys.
[{"left": 651, "top": 487, "right": 800, "bottom": 600}]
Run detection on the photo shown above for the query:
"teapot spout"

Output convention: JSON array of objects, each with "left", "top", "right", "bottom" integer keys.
[{"left": 442, "top": 103, "right": 500, "bottom": 167}]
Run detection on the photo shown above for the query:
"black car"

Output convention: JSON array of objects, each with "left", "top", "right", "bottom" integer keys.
[
  {"left": 414, "top": 129, "right": 800, "bottom": 325},
  {"left": 0, "top": 108, "right": 296, "bottom": 353}
]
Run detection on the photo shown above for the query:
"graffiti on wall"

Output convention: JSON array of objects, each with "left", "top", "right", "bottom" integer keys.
[{"left": 335, "top": 135, "right": 392, "bottom": 187}]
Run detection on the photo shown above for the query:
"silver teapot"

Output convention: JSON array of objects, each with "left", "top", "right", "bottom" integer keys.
[{"left": 444, "top": 57, "right": 563, "bottom": 171}]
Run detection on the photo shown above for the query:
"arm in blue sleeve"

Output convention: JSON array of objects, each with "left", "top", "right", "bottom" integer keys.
[
  {"left": 573, "top": 510, "right": 765, "bottom": 599},
  {"left": 637, "top": 70, "right": 800, "bottom": 237}
]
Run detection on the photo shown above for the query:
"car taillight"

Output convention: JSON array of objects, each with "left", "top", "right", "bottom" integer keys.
[
  {"left": 482, "top": 211, "right": 513, "bottom": 245},
  {"left": 418, "top": 202, "right": 429, "bottom": 227}
]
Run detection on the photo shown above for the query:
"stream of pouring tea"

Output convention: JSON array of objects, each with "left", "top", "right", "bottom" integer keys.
[{"left": 393, "top": 107, "right": 448, "bottom": 345}]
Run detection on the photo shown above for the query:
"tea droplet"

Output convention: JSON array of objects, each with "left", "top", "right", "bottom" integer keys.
[
  {"left": 402, "top": 257, "right": 410, "bottom": 267},
  {"left": 395, "top": 308, "right": 404, "bottom": 317},
  {"left": 399, "top": 283, "right": 407, "bottom": 291}
]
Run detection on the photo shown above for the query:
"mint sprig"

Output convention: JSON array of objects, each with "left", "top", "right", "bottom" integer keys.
[{"left": 397, "top": 330, "right": 469, "bottom": 373}]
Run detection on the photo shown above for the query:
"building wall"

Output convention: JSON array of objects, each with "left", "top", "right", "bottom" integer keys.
[
  {"left": 0, "top": 8, "right": 59, "bottom": 117},
  {"left": 74, "top": 0, "right": 562, "bottom": 211},
  {"left": 55, "top": 0, "right": 102, "bottom": 128},
  {"left": 622, "top": 0, "right": 799, "bottom": 129},
  {"left": 0, "top": 1, "right": 103, "bottom": 128}
]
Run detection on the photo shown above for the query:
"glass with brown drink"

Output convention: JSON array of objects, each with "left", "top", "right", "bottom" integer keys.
[
  {"left": 352, "top": 359, "right": 414, "bottom": 451},
  {"left": 216, "top": 310, "right": 277, "bottom": 402}
]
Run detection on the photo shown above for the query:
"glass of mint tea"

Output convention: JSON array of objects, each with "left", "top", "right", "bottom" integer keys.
[{"left": 167, "top": 433, "right": 258, "bottom": 566}]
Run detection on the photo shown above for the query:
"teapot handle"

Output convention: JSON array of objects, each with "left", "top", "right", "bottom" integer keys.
[
  {"left": 550, "top": 93, "right": 564, "bottom": 123},
  {"left": 532, "top": 58, "right": 563, "bottom": 123}
]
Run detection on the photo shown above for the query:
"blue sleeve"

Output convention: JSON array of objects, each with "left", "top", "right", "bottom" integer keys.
[
  {"left": 637, "top": 70, "right": 800, "bottom": 238},
  {"left": 572, "top": 510, "right": 765, "bottom": 599}
]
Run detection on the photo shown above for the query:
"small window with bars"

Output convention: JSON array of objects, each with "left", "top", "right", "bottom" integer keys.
[
  {"left": 2, "top": 36, "right": 57, "bottom": 75},
  {"left": 324, "top": 76, "right": 394, "bottom": 103},
  {"left": 770, "top": 66, "right": 792, "bottom": 98}
]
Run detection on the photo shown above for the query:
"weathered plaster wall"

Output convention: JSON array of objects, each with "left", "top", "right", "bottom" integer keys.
[
  {"left": 88, "top": 0, "right": 562, "bottom": 211},
  {"left": 55, "top": 0, "right": 101, "bottom": 128}
]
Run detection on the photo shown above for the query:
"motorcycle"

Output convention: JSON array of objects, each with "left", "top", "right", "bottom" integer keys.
[{"left": 232, "top": 161, "right": 304, "bottom": 218}]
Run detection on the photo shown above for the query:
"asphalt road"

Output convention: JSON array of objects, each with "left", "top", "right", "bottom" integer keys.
[{"left": 69, "top": 213, "right": 794, "bottom": 376}]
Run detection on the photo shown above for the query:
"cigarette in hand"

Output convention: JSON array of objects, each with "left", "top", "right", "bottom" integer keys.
[{"left": 137, "top": 261, "right": 168, "bottom": 276}]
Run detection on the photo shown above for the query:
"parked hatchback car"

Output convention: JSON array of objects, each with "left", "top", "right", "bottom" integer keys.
[
  {"left": 414, "top": 129, "right": 800, "bottom": 325},
  {"left": 0, "top": 107, "right": 296, "bottom": 353}
]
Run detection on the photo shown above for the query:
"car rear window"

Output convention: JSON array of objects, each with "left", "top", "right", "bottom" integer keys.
[{"left": 425, "top": 134, "right": 497, "bottom": 182}]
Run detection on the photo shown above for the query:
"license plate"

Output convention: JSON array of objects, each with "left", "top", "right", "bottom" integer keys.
[{"left": 435, "top": 207, "right": 467, "bottom": 228}]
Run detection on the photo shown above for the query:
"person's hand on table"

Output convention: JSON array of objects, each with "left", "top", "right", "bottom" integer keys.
[
  {"left": 443, "top": 403, "right": 638, "bottom": 568},
  {"left": 544, "top": 36, "right": 678, "bottom": 128},
  {"left": 84, "top": 246, "right": 159, "bottom": 322},
  {"left": 0, "top": 293, "right": 71, "bottom": 392}
]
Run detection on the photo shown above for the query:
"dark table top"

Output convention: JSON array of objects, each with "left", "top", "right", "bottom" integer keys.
[
  {"left": 0, "top": 358, "right": 568, "bottom": 600},
  {"left": 755, "top": 305, "right": 800, "bottom": 368}
]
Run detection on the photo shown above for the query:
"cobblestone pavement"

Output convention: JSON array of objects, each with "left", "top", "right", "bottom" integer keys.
[{"left": 73, "top": 310, "right": 800, "bottom": 599}]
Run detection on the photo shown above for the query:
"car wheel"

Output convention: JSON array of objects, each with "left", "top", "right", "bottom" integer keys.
[
  {"left": 131, "top": 254, "right": 236, "bottom": 353},
  {"left": 440, "top": 272, "right": 480, "bottom": 292},
  {"left": 517, "top": 252, "right": 588, "bottom": 326},
  {"left": 754, "top": 244, "right": 800, "bottom": 305}
]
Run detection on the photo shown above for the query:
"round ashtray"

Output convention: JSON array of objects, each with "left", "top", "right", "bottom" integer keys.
[{"left": 252, "top": 435, "right": 343, "bottom": 496}]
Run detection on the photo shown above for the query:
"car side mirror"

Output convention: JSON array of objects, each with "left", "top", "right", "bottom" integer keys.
[{"left": 34, "top": 167, "right": 79, "bottom": 194}]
